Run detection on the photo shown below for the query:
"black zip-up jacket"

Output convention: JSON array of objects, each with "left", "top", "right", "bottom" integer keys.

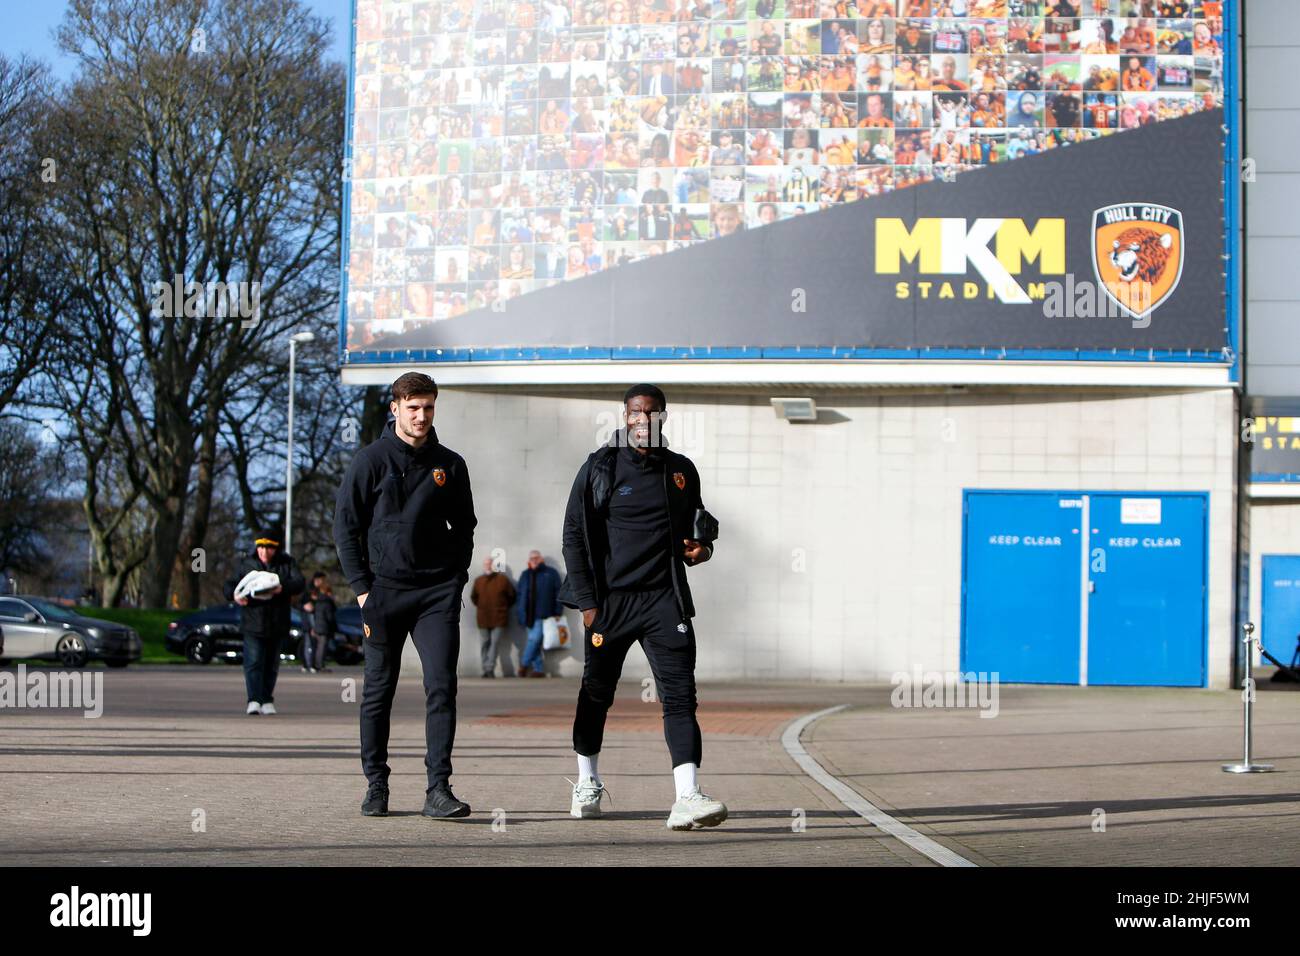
[
  {"left": 559, "top": 432, "right": 712, "bottom": 619},
  {"left": 333, "top": 420, "right": 476, "bottom": 594},
  {"left": 310, "top": 592, "right": 337, "bottom": 637},
  {"left": 222, "top": 550, "right": 306, "bottom": 638}
]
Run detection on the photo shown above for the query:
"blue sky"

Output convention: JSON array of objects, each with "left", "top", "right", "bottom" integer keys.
[{"left": 1, "top": 0, "right": 353, "bottom": 76}]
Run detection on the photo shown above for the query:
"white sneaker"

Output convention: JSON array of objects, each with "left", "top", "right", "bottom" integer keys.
[
  {"left": 246, "top": 701, "right": 260, "bottom": 715},
  {"left": 666, "top": 789, "right": 728, "bottom": 830},
  {"left": 259, "top": 702, "right": 277, "bottom": 716},
  {"left": 568, "top": 776, "right": 609, "bottom": 819}
]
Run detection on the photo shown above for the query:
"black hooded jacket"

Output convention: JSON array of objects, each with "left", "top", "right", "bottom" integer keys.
[
  {"left": 222, "top": 549, "right": 306, "bottom": 638},
  {"left": 310, "top": 591, "right": 337, "bottom": 637},
  {"left": 333, "top": 420, "right": 476, "bottom": 594},
  {"left": 558, "top": 432, "right": 711, "bottom": 619}
]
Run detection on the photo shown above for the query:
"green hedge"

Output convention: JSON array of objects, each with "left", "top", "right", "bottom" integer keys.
[{"left": 74, "top": 606, "right": 192, "bottom": 663}]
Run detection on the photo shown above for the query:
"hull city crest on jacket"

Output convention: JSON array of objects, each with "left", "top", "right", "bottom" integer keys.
[
  {"left": 432, "top": 467, "right": 447, "bottom": 486},
  {"left": 673, "top": 472, "right": 686, "bottom": 490}
]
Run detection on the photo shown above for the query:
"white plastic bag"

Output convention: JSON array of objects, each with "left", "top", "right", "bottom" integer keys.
[
  {"left": 234, "top": 570, "right": 281, "bottom": 601},
  {"left": 542, "top": 615, "right": 569, "bottom": 650}
]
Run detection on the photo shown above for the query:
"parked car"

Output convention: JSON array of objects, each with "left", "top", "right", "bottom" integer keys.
[
  {"left": 334, "top": 605, "right": 365, "bottom": 665},
  {"left": 0, "top": 595, "right": 142, "bottom": 668},
  {"left": 166, "top": 604, "right": 364, "bottom": 665},
  {"left": 330, "top": 605, "right": 365, "bottom": 665}
]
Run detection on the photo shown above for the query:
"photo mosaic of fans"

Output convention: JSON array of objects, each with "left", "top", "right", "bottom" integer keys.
[{"left": 344, "top": 0, "right": 1227, "bottom": 340}]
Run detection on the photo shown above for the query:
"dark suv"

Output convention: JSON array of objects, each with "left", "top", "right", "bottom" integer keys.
[{"left": 165, "top": 604, "right": 364, "bottom": 665}]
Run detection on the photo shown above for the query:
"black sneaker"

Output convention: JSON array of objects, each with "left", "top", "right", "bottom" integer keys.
[
  {"left": 422, "top": 783, "right": 471, "bottom": 818},
  {"left": 361, "top": 783, "right": 390, "bottom": 817}
]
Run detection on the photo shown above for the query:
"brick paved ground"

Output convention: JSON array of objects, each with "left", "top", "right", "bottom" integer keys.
[
  {"left": 0, "top": 667, "right": 1296, "bottom": 866},
  {"left": 0, "top": 669, "right": 911, "bottom": 866},
  {"left": 805, "top": 682, "right": 1300, "bottom": 866}
]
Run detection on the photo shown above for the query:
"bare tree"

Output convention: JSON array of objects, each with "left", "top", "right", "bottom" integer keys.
[
  {"left": 0, "top": 54, "right": 58, "bottom": 418},
  {"left": 37, "top": 0, "right": 345, "bottom": 607},
  {"left": 0, "top": 422, "right": 59, "bottom": 578},
  {"left": 51, "top": 363, "right": 154, "bottom": 606},
  {"left": 215, "top": 336, "right": 364, "bottom": 585}
]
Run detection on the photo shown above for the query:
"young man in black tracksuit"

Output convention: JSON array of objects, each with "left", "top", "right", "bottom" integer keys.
[
  {"left": 560, "top": 383, "right": 726, "bottom": 830},
  {"left": 333, "top": 372, "right": 476, "bottom": 819}
]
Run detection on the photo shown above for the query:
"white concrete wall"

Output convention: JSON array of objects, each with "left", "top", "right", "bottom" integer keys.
[{"left": 423, "top": 385, "right": 1237, "bottom": 687}]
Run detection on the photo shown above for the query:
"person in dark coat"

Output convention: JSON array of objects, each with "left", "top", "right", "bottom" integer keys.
[
  {"left": 470, "top": 555, "right": 516, "bottom": 677},
  {"left": 222, "top": 527, "right": 306, "bottom": 715},
  {"left": 301, "top": 572, "right": 337, "bottom": 673},
  {"left": 516, "top": 550, "right": 563, "bottom": 677}
]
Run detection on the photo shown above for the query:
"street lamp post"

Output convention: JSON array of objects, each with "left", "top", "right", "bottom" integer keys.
[{"left": 285, "top": 331, "right": 316, "bottom": 557}]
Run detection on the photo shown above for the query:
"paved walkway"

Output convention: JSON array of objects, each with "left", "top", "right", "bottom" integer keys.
[
  {"left": 0, "top": 668, "right": 1296, "bottom": 865},
  {"left": 805, "top": 682, "right": 1300, "bottom": 867}
]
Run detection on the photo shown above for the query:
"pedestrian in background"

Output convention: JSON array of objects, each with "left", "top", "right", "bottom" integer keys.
[
  {"left": 223, "top": 527, "right": 305, "bottom": 715},
  {"left": 303, "top": 572, "right": 337, "bottom": 673},
  {"left": 471, "top": 555, "right": 516, "bottom": 677},
  {"left": 516, "top": 550, "right": 562, "bottom": 678}
]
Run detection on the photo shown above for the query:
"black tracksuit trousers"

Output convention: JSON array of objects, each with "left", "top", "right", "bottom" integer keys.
[
  {"left": 360, "top": 577, "right": 463, "bottom": 791},
  {"left": 572, "top": 586, "right": 702, "bottom": 767}
]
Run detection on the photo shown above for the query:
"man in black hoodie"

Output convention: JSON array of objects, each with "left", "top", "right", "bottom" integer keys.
[
  {"left": 333, "top": 372, "right": 477, "bottom": 819},
  {"left": 222, "top": 528, "right": 305, "bottom": 716},
  {"left": 559, "top": 384, "right": 726, "bottom": 830}
]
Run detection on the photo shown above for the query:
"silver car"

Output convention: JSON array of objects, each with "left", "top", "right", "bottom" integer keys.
[{"left": 0, "top": 596, "right": 142, "bottom": 668}]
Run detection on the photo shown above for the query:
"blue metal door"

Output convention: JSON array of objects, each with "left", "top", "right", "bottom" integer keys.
[
  {"left": 1261, "top": 555, "right": 1300, "bottom": 668},
  {"left": 962, "top": 491, "right": 1083, "bottom": 683},
  {"left": 1086, "top": 494, "right": 1206, "bottom": 686}
]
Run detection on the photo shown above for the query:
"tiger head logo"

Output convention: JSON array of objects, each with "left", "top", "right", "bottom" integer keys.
[
  {"left": 1092, "top": 204, "right": 1184, "bottom": 321},
  {"left": 1108, "top": 228, "right": 1173, "bottom": 285}
]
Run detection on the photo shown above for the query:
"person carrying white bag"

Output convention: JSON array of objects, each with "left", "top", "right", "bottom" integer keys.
[{"left": 516, "top": 550, "right": 564, "bottom": 677}]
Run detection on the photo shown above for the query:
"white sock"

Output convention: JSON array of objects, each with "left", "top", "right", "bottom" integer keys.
[
  {"left": 577, "top": 752, "right": 600, "bottom": 785},
  {"left": 673, "top": 762, "right": 698, "bottom": 800}
]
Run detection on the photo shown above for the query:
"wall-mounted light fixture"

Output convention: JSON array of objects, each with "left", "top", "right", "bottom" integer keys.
[{"left": 770, "top": 397, "right": 817, "bottom": 422}]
